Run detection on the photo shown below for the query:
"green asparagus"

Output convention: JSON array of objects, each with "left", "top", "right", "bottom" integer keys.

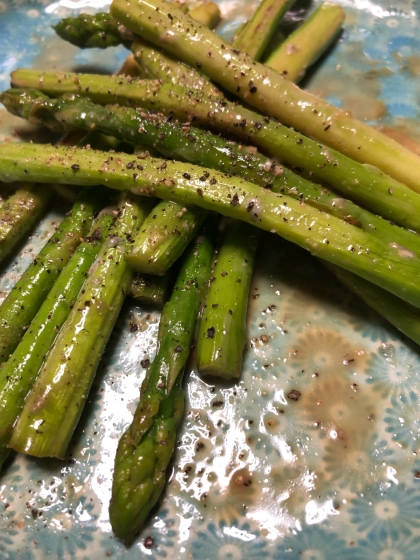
[
  {"left": 1, "top": 142, "right": 420, "bottom": 308},
  {"left": 129, "top": 271, "right": 173, "bottom": 306},
  {"left": 110, "top": 221, "right": 215, "bottom": 542},
  {"left": 0, "top": 183, "right": 51, "bottom": 264},
  {"left": 265, "top": 2, "right": 345, "bottom": 82},
  {"left": 0, "top": 209, "right": 114, "bottom": 469},
  {"left": 233, "top": 0, "right": 295, "bottom": 59},
  {"left": 197, "top": 220, "right": 257, "bottom": 378},
  {"left": 0, "top": 186, "right": 105, "bottom": 364},
  {"left": 110, "top": 0, "right": 420, "bottom": 193},
  {"left": 3, "top": 90, "right": 420, "bottom": 253},
  {"left": 9, "top": 193, "right": 156, "bottom": 459},
  {"left": 188, "top": 1, "right": 221, "bottom": 28},
  {"left": 10, "top": 74, "right": 420, "bottom": 232},
  {"left": 126, "top": 200, "right": 207, "bottom": 275}
]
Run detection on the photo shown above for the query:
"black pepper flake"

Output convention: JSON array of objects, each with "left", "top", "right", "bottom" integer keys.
[
  {"left": 199, "top": 175, "right": 207, "bottom": 181},
  {"left": 197, "top": 188, "right": 203, "bottom": 196},
  {"left": 212, "top": 401, "right": 223, "bottom": 407},
  {"left": 296, "top": 138, "right": 303, "bottom": 145},
  {"left": 287, "top": 389, "right": 301, "bottom": 401},
  {"left": 175, "top": 345, "right": 183, "bottom": 352},
  {"left": 71, "top": 164, "right": 80, "bottom": 171},
  {"left": 249, "top": 86, "right": 257, "bottom": 94},
  {"left": 137, "top": 164, "right": 144, "bottom": 170},
  {"left": 130, "top": 323, "right": 138, "bottom": 332},
  {"left": 230, "top": 193, "right": 240, "bottom": 206},
  {"left": 133, "top": 173, "right": 139, "bottom": 181},
  {"left": 196, "top": 62, "right": 202, "bottom": 69},
  {"left": 167, "top": 111, "right": 174, "bottom": 122},
  {"left": 232, "top": 49, "right": 240, "bottom": 55},
  {"left": 167, "top": 13, "right": 173, "bottom": 19},
  {"left": 210, "top": 177, "right": 217, "bottom": 185},
  {"left": 187, "top": 134, "right": 195, "bottom": 142},
  {"left": 126, "top": 161, "right": 134, "bottom": 169},
  {"left": 140, "top": 358, "right": 150, "bottom": 368},
  {"left": 247, "top": 201, "right": 254, "bottom": 212},
  {"left": 239, "top": 119, "right": 247, "bottom": 128},
  {"left": 255, "top": 122, "right": 262, "bottom": 130},
  {"left": 207, "top": 327, "right": 215, "bottom": 338},
  {"left": 144, "top": 536, "right": 154, "bottom": 549},
  {"left": 183, "top": 172, "right": 191, "bottom": 179},
  {"left": 324, "top": 125, "right": 331, "bottom": 131},
  {"left": 212, "top": 304, "right": 219, "bottom": 308}
]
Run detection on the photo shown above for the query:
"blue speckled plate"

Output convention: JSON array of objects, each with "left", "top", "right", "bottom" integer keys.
[{"left": 2, "top": 1, "right": 420, "bottom": 558}]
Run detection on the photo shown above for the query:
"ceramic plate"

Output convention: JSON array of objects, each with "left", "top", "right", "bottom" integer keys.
[{"left": 1, "top": 1, "right": 420, "bottom": 558}]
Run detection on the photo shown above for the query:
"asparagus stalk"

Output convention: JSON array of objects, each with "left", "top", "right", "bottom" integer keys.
[
  {"left": 129, "top": 271, "right": 174, "bottom": 306},
  {"left": 110, "top": 221, "right": 215, "bottom": 542},
  {"left": 54, "top": 13, "right": 222, "bottom": 96},
  {"left": 233, "top": 0, "right": 295, "bottom": 59},
  {"left": 0, "top": 183, "right": 51, "bottom": 264},
  {"left": 10, "top": 74, "right": 420, "bottom": 232},
  {"left": 110, "top": 0, "right": 420, "bottom": 193},
  {"left": 326, "top": 263, "right": 420, "bottom": 347},
  {"left": 265, "top": 2, "right": 345, "bottom": 82},
  {"left": 4, "top": 90, "right": 420, "bottom": 253},
  {"left": 9, "top": 193, "right": 156, "bottom": 459},
  {"left": 0, "top": 209, "right": 114, "bottom": 469},
  {"left": 189, "top": 1, "right": 220, "bottom": 28},
  {"left": 126, "top": 200, "right": 207, "bottom": 275},
  {"left": 0, "top": 186, "right": 105, "bottom": 364},
  {"left": 197, "top": 220, "right": 257, "bottom": 378},
  {"left": 1, "top": 143, "right": 420, "bottom": 308}
]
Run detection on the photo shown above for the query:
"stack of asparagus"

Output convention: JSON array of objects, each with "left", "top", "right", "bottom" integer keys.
[{"left": 1, "top": 0, "right": 420, "bottom": 544}]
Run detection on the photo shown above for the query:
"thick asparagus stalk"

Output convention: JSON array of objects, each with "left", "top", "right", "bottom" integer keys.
[
  {"left": 197, "top": 220, "right": 257, "bottom": 378},
  {"left": 0, "top": 186, "right": 105, "bottom": 364},
  {"left": 9, "top": 193, "right": 156, "bottom": 459},
  {"left": 1, "top": 142, "right": 420, "bottom": 308},
  {"left": 188, "top": 1, "right": 220, "bottom": 28},
  {"left": 0, "top": 183, "right": 51, "bottom": 264},
  {"left": 265, "top": 2, "right": 345, "bottom": 82},
  {"left": 126, "top": 200, "right": 207, "bottom": 275},
  {"left": 129, "top": 271, "right": 173, "bottom": 306},
  {"left": 234, "top": 0, "right": 295, "bottom": 59},
  {"left": 0, "top": 210, "right": 114, "bottom": 469},
  {"left": 110, "top": 222, "right": 215, "bottom": 542},
  {"left": 10, "top": 74, "right": 420, "bottom": 232},
  {"left": 4, "top": 90, "right": 420, "bottom": 253},
  {"left": 326, "top": 263, "right": 420, "bottom": 347},
  {"left": 110, "top": 0, "right": 420, "bottom": 193}
]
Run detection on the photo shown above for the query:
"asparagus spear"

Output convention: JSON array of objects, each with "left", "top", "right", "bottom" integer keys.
[
  {"left": 188, "top": 1, "right": 220, "bottom": 28},
  {"left": 0, "top": 183, "right": 51, "bottom": 264},
  {"left": 0, "top": 186, "right": 105, "bottom": 364},
  {"left": 0, "top": 209, "right": 114, "bottom": 469},
  {"left": 9, "top": 193, "right": 156, "bottom": 459},
  {"left": 1, "top": 142, "right": 420, "bottom": 307},
  {"left": 126, "top": 200, "right": 207, "bottom": 275},
  {"left": 4, "top": 89, "right": 420, "bottom": 252},
  {"left": 110, "top": 0, "right": 420, "bottom": 193},
  {"left": 129, "top": 271, "right": 173, "bottom": 306},
  {"left": 54, "top": 13, "right": 222, "bottom": 96},
  {"left": 265, "top": 2, "right": 345, "bottom": 82},
  {"left": 326, "top": 263, "right": 420, "bottom": 348},
  {"left": 197, "top": 220, "right": 257, "bottom": 378},
  {"left": 110, "top": 221, "right": 215, "bottom": 542},
  {"left": 10, "top": 74, "right": 420, "bottom": 232},
  {"left": 233, "top": 0, "right": 295, "bottom": 59}
]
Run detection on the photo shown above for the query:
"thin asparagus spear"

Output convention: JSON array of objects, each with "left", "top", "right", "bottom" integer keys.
[
  {"left": 326, "top": 263, "right": 420, "bottom": 347},
  {"left": 0, "top": 186, "right": 105, "bottom": 364},
  {"left": 189, "top": 1, "right": 220, "bottom": 28},
  {"left": 234, "top": 0, "right": 295, "bottom": 59},
  {"left": 9, "top": 193, "right": 156, "bottom": 459},
  {"left": 0, "top": 183, "right": 51, "bottom": 264},
  {"left": 10, "top": 75, "right": 420, "bottom": 232},
  {"left": 4, "top": 90, "right": 420, "bottom": 252},
  {"left": 110, "top": 0, "right": 420, "bottom": 193},
  {"left": 0, "top": 209, "right": 114, "bottom": 469},
  {"left": 110, "top": 221, "right": 215, "bottom": 543},
  {"left": 54, "top": 13, "right": 222, "bottom": 96},
  {"left": 1, "top": 143, "right": 420, "bottom": 308},
  {"left": 197, "top": 220, "right": 257, "bottom": 378},
  {"left": 265, "top": 2, "right": 345, "bottom": 82},
  {"left": 129, "top": 271, "right": 173, "bottom": 306},
  {"left": 126, "top": 200, "right": 207, "bottom": 275}
]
